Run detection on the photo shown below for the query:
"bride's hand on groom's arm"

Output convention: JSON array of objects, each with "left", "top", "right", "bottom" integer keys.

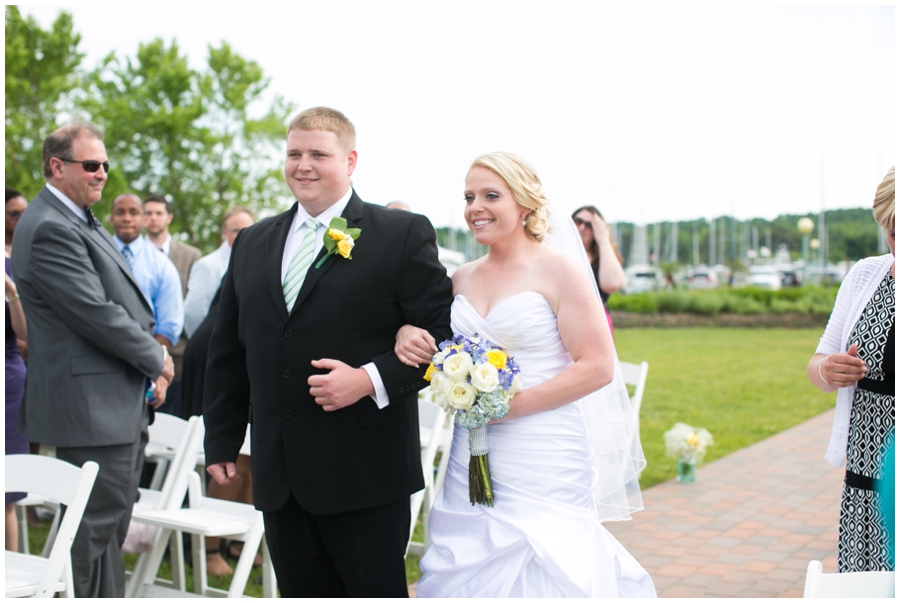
[
  {"left": 394, "top": 324, "right": 437, "bottom": 367},
  {"left": 207, "top": 462, "right": 238, "bottom": 485},
  {"left": 309, "top": 359, "right": 376, "bottom": 411}
]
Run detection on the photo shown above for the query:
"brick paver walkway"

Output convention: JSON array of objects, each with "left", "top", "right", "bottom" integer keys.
[{"left": 606, "top": 409, "right": 843, "bottom": 597}]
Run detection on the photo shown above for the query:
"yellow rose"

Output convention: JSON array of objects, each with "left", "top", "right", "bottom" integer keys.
[
  {"left": 423, "top": 363, "right": 436, "bottom": 382},
  {"left": 687, "top": 433, "right": 699, "bottom": 448},
  {"left": 337, "top": 237, "right": 354, "bottom": 258},
  {"left": 328, "top": 228, "right": 344, "bottom": 241},
  {"left": 486, "top": 350, "right": 508, "bottom": 369}
]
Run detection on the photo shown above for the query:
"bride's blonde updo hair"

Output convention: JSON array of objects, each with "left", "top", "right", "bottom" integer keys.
[{"left": 470, "top": 152, "right": 551, "bottom": 242}]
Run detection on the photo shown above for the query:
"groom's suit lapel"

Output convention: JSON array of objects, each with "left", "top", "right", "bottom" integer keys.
[
  {"left": 289, "top": 192, "right": 365, "bottom": 316},
  {"left": 265, "top": 203, "right": 297, "bottom": 323}
]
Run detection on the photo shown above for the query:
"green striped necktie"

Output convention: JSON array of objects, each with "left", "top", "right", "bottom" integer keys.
[{"left": 283, "top": 218, "right": 320, "bottom": 312}]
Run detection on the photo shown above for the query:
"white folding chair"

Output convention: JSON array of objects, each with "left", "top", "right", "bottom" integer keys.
[
  {"left": 5, "top": 456, "right": 99, "bottom": 598},
  {"left": 619, "top": 361, "right": 649, "bottom": 434},
  {"left": 14, "top": 494, "right": 60, "bottom": 558},
  {"left": 803, "top": 560, "right": 895, "bottom": 598},
  {"left": 129, "top": 422, "right": 275, "bottom": 598},
  {"left": 126, "top": 415, "right": 203, "bottom": 597},
  {"left": 407, "top": 395, "right": 452, "bottom": 556}
]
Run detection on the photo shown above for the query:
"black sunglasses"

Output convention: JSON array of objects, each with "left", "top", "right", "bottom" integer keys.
[
  {"left": 56, "top": 157, "right": 110, "bottom": 173},
  {"left": 573, "top": 216, "right": 592, "bottom": 229}
]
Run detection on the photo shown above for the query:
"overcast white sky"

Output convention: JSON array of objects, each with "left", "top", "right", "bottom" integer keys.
[{"left": 19, "top": 3, "right": 896, "bottom": 229}]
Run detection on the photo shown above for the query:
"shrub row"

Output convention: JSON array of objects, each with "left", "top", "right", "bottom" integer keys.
[{"left": 606, "top": 286, "right": 838, "bottom": 316}]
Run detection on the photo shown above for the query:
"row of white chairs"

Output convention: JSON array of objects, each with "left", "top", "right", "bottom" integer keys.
[{"left": 6, "top": 357, "right": 896, "bottom": 598}]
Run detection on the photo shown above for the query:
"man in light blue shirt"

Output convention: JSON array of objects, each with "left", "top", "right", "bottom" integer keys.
[{"left": 110, "top": 193, "right": 184, "bottom": 348}]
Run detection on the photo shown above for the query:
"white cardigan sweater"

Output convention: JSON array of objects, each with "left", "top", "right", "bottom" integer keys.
[{"left": 816, "top": 253, "right": 894, "bottom": 467}]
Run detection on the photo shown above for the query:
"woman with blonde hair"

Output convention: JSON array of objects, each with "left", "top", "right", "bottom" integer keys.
[
  {"left": 807, "top": 166, "right": 894, "bottom": 572},
  {"left": 395, "top": 152, "right": 654, "bottom": 597}
]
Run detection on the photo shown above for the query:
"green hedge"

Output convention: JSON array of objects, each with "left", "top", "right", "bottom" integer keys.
[{"left": 606, "top": 286, "right": 838, "bottom": 316}]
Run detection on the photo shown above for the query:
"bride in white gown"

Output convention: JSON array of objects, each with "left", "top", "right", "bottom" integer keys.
[{"left": 396, "top": 152, "right": 655, "bottom": 598}]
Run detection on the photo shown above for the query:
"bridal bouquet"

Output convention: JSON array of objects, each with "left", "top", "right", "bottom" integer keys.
[{"left": 424, "top": 334, "right": 522, "bottom": 506}]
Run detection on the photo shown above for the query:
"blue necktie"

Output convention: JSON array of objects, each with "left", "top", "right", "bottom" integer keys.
[{"left": 122, "top": 245, "right": 135, "bottom": 272}]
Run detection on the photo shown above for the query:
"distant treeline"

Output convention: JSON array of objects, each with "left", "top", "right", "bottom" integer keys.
[{"left": 436, "top": 207, "right": 881, "bottom": 265}]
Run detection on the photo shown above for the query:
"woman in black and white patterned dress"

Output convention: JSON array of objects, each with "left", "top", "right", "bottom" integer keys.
[{"left": 809, "top": 166, "right": 895, "bottom": 572}]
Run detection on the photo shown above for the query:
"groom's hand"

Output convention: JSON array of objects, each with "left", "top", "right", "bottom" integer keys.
[
  {"left": 309, "top": 359, "right": 376, "bottom": 412},
  {"left": 207, "top": 462, "right": 238, "bottom": 485}
]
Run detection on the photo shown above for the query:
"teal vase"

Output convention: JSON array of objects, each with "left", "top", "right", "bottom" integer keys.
[{"left": 677, "top": 458, "right": 696, "bottom": 483}]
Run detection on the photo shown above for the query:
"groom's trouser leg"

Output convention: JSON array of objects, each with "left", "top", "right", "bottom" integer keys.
[{"left": 263, "top": 493, "right": 410, "bottom": 597}]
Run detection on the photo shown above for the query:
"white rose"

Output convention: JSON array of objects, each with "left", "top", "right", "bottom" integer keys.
[
  {"left": 508, "top": 374, "right": 523, "bottom": 396},
  {"left": 447, "top": 381, "right": 478, "bottom": 411},
  {"left": 433, "top": 349, "right": 447, "bottom": 365},
  {"left": 470, "top": 362, "right": 499, "bottom": 393},
  {"left": 442, "top": 352, "right": 474, "bottom": 382},
  {"left": 429, "top": 373, "right": 453, "bottom": 412}
]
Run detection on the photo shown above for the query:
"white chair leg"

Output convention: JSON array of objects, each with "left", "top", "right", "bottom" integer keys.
[
  {"left": 228, "top": 518, "right": 265, "bottom": 597},
  {"left": 192, "top": 533, "right": 206, "bottom": 596},
  {"left": 261, "top": 534, "right": 276, "bottom": 599},
  {"left": 41, "top": 504, "right": 62, "bottom": 558},
  {"left": 15, "top": 504, "right": 30, "bottom": 555},
  {"left": 168, "top": 530, "right": 186, "bottom": 591},
  {"left": 62, "top": 560, "right": 75, "bottom": 597},
  {"left": 148, "top": 457, "right": 169, "bottom": 491},
  {"left": 129, "top": 526, "right": 173, "bottom": 597}
]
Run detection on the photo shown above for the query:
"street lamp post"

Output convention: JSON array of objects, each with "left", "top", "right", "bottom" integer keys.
[
  {"left": 809, "top": 238, "right": 821, "bottom": 284},
  {"left": 798, "top": 217, "right": 815, "bottom": 284}
]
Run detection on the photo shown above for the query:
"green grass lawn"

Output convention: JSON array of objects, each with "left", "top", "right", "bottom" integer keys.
[
  {"left": 614, "top": 328, "right": 836, "bottom": 488},
  {"left": 24, "top": 328, "right": 836, "bottom": 590}
]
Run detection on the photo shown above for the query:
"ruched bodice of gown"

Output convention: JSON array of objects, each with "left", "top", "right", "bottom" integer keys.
[{"left": 417, "top": 293, "right": 656, "bottom": 598}]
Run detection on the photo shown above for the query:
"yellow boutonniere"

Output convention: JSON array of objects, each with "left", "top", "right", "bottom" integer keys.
[{"left": 315, "top": 217, "right": 361, "bottom": 268}]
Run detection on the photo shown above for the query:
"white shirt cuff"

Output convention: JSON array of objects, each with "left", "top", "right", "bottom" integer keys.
[{"left": 362, "top": 362, "right": 390, "bottom": 409}]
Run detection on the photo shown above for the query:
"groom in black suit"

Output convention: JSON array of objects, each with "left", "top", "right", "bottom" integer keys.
[{"left": 203, "top": 107, "right": 452, "bottom": 597}]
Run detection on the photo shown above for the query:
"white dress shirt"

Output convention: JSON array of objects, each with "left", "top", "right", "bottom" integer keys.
[
  {"left": 183, "top": 241, "right": 232, "bottom": 337},
  {"left": 45, "top": 183, "right": 88, "bottom": 224},
  {"left": 155, "top": 233, "right": 172, "bottom": 256},
  {"left": 282, "top": 189, "right": 391, "bottom": 409}
]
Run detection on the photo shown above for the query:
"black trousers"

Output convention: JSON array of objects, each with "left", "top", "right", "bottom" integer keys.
[
  {"left": 55, "top": 407, "right": 149, "bottom": 598},
  {"left": 263, "top": 493, "right": 410, "bottom": 597}
]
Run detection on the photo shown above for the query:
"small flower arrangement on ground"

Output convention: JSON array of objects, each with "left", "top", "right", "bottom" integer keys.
[
  {"left": 665, "top": 422, "right": 713, "bottom": 483},
  {"left": 424, "top": 334, "right": 522, "bottom": 506}
]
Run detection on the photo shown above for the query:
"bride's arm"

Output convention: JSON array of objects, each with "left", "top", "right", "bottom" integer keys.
[{"left": 504, "top": 256, "right": 615, "bottom": 421}]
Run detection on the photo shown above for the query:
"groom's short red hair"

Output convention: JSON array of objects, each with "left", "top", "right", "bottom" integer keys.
[{"left": 287, "top": 107, "right": 356, "bottom": 152}]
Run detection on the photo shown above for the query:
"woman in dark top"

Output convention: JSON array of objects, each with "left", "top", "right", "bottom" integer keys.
[
  {"left": 572, "top": 206, "right": 624, "bottom": 335},
  {"left": 808, "top": 167, "right": 895, "bottom": 572},
  {"left": 6, "top": 187, "right": 29, "bottom": 551}
]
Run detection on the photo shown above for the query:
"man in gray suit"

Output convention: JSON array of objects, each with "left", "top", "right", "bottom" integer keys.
[{"left": 12, "top": 122, "right": 174, "bottom": 598}]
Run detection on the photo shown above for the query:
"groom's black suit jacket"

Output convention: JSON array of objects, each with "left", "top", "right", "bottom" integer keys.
[{"left": 203, "top": 192, "right": 453, "bottom": 514}]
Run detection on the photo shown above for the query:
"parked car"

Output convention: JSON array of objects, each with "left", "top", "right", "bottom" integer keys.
[
  {"left": 687, "top": 268, "right": 719, "bottom": 290},
  {"left": 778, "top": 270, "right": 801, "bottom": 287},
  {"left": 748, "top": 266, "right": 781, "bottom": 290},
  {"left": 622, "top": 265, "right": 664, "bottom": 294}
]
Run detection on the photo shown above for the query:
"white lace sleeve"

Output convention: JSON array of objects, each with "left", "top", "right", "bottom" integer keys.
[{"left": 543, "top": 210, "right": 647, "bottom": 521}]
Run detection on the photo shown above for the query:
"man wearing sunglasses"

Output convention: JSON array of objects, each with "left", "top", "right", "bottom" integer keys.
[{"left": 11, "top": 122, "right": 174, "bottom": 598}]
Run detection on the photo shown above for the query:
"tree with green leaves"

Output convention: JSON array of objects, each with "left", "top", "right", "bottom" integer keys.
[
  {"left": 82, "top": 39, "right": 292, "bottom": 252},
  {"left": 5, "top": 7, "right": 84, "bottom": 197}
]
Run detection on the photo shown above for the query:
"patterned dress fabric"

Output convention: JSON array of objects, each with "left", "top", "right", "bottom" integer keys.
[
  {"left": 6, "top": 257, "right": 29, "bottom": 505},
  {"left": 839, "top": 271, "right": 895, "bottom": 572}
]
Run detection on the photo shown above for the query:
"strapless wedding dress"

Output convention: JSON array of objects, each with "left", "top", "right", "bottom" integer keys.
[{"left": 417, "top": 293, "right": 656, "bottom": 598}]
